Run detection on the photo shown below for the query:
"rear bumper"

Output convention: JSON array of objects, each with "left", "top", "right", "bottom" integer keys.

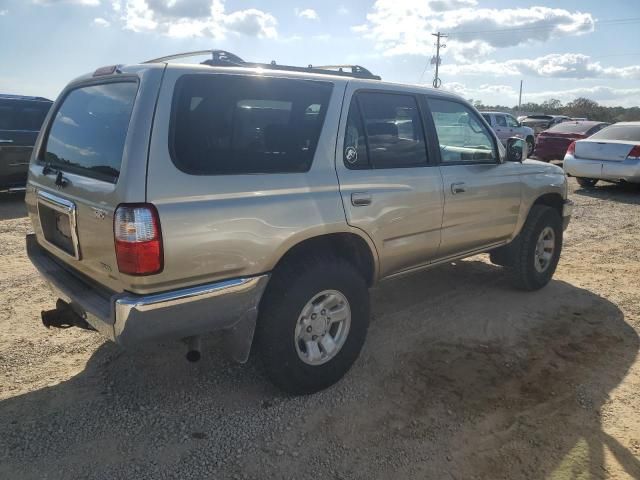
[
  {"left": 564, "top": 155, "right": 640, "bottom": 183},
  {"left": 26, "top": 234, "right": 270, "bottom": 362}
]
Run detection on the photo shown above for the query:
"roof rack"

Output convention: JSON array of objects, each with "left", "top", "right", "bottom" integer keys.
[{"left": 143, "top": 49, "right": 381, "bottom": 80}]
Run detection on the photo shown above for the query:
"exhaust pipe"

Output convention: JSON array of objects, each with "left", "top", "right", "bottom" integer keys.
[
  {"left": 41, "top": 299, "right": 95, "bottom": 331},
  {"left": 185, "top": 336, "right": 202, "bottom": 362}
]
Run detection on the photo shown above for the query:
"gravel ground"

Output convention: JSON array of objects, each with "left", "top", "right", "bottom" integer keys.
[{"left": 1, "top": 177, "right": 639, "bottom": 479}]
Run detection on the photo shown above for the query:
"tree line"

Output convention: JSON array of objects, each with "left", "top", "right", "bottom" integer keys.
[{"left": 469, "top": 97, "right": 640, "bottom": 123}]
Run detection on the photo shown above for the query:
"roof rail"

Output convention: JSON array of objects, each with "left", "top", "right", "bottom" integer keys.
[{"left": 143, "top": 49, "right": 381, "bottom": 80}]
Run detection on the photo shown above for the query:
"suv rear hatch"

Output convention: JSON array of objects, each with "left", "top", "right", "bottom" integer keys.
[{"left": 25, "top": 66, "right": 165, "bottom": 293}]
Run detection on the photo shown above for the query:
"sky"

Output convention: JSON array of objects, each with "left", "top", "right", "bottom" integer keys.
[{"left": 1, "top": 0, "right": 639, "bottom": 107}]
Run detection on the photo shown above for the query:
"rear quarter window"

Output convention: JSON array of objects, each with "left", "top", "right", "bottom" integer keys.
[{"left": 170, "top": 74, "right": 333, "bottom": 175}]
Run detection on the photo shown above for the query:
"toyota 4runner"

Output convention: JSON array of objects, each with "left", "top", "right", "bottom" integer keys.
[{"left": 25, "top": 50, "right": 573, "bottom": 394}]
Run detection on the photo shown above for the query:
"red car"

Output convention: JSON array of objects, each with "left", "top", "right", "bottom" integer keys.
[{"left": 535, "top": 121, "right": 610, "bottom": 162}]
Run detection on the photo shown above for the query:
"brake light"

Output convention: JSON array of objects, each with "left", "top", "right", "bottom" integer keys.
[
  {"left": 114, "top": 204, "right": 163, "bottom": 275},
  {"left": 567, "top": 141, "right": 576, "bottom": 155},
  {"left": 627, "top": 145, "right": 640, "bottom": 159}
]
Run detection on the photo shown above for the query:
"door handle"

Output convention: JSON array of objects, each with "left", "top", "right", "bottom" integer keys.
[
  {"left": 0, "top": 139, "right": 14, "bottom": 143},
  {"left": 451, "top": 182, "right": 466, "bottom": 194},
  {"left": 351, "top": 192, "right": 372, "bottom": 206}
]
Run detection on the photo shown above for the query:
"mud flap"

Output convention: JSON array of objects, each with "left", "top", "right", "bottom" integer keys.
[{"left": 221, "top": 308, "right": 258, "bottom": 363}]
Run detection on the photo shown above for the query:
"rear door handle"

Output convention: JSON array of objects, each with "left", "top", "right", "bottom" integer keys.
[
  {"left": 0, "top": 139, "right": 14, "bottom": 144},
  {"left": 351, "top": 192, "right": 372, "bottom": 206},
  {"left": 451, "top": 182, "right": 466, "bottom": 194}
]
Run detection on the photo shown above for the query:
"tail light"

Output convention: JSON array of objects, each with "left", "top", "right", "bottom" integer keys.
[
  {"left": 114, "top": 204, "right": 163, "bottom": 275},
  {"left": 627, "top": 145, "right": 640, "bottom": 159},
  {"left": 566, "top": 141, "right": 576, "bottom": 155}
]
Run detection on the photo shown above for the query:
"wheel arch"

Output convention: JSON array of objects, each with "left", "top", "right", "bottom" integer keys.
[
  {"left": 532, "top": 192, "right": 564, "bottom": 218},
  {"left": 511, "top": 191, "right": 564, "bottom": 241},
  {"left": 270, "top": 231, "right": 379, "bottom": 287}
]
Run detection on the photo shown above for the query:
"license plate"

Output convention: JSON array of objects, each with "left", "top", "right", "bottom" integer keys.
[{"left": 37, "top": 190, "right": 80, "bottom": 259}]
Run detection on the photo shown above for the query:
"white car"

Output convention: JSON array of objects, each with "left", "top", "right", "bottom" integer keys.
[
  {"left": 481, "top": 111, "right": 535, "bottom": 155},
  {"left": 563, "top": 122, "right": 640, "bottom": 187}
]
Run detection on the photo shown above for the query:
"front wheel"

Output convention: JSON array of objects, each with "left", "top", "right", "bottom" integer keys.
[
  {"left": 255, "top": 255, "right": 369, "bottom": 395},
  {"left": 509, "top": 205, "right": 563, "bottom": 291},
  {"left": 576, "top": 177, "right": 598, "bottom": 188}
]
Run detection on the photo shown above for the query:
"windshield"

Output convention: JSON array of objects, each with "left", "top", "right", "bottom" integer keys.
[
  {"left": 589, "top": 124, "right": 640, "bottom": 142},
  {"left": 41, "top": 82, "right": 138, "bottom": 183}
]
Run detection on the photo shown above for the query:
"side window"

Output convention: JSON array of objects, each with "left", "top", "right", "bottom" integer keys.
[
  {"left": 0, "top": 103, "right": 14, "bottom": 130},
  {"left": 356, "top": 92, "right": 428, "bottom": 168},
  {"left": 495, "top": 115, "right": 507, "bottom": 127},
  {"left": 171, "top": 75, "right": 333, "bottom": 175},
  {"left": 506, "top": 115, "right": 519, "bottom": 128},
  {"left": 428, "top": 98, "right": 497, "bottom": 164},
  {"left": 19, "top": 103, "right": 51, "bottom": 131},
  {"left": 343, "top": 97, "right": 369, "bottom": 169},
  {"left": 481, "top": 114, "right": 492, "bottom": 124},
  {"left": 588, "top": 123, "right": 608, "bottom": 135}
]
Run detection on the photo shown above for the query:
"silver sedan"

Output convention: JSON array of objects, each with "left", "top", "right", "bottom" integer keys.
[{"left": 563, "top": 122, "right": 640, "bottom": 187}]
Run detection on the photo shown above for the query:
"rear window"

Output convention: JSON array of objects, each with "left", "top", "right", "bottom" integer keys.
[
  {"left": 547, "top": 122, "right": 600, "bottom": 134},
  {"left": 0, "top": 100, "right": 51, "bottom": 131},
  {"left": 589, "top": 125, "right": 640, "bottom": 142},
  {"left": 170, "top": 74, "right": 333, "bottom": 175},
  {"left": 41, "top": 82, "right": 138, "bottom": 183}
]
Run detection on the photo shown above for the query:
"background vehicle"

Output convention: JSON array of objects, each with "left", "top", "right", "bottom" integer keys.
[
  {"left": 25, "top": 50, "right": 572, "bottom": 395},
  {"left": 535, "top": 121, "right": 609, "bottom": 162},
  {"left": 0, "top": 94, "right": 52, "bottom": 191},
  {"left": 564, "top": 122, "right": 640, "bottom": 187},
  {"left": 521, "top": 114, "right": 570, "bottom": 136},
  {"left": 481, "top": 111, "right": 535, "bottom": 155}
]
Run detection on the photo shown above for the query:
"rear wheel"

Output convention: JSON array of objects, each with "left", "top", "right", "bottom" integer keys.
[
  {"left": 576, "top": 177, "right": 598, "bottom": 188},
  {"left": 509, "top": 205, "right": 563, "bottom": 291},
  {"left": 255, "top": 255, "right": 369, "bottom": 395}
]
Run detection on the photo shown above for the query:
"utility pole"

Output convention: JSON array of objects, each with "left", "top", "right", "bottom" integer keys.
[
  {"left": 518, "top": 80, "right": 523, "bottom": 114},
  {"left": 431, "top": 32, "right": 447, "bottom": 88}
]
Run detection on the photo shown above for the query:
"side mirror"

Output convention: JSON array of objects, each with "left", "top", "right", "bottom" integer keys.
[{"left": 506, "top": 137, "right": 527, "bottom": 162}]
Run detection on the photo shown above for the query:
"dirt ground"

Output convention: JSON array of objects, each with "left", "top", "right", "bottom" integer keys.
[{"left": 1, "top": 177, "right": 639, "bottom": 479}]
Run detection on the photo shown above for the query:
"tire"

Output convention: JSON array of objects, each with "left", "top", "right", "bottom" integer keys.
[
  {"left": 509, "top": 205, "right": 563, "bottom": 291},
  {"left": 526, "top": 137, "right": 535, "bottom": 158},
  {"left": 255, "top": 255, "right": 369, "bottom": 395},
  {"left": 576, "top": 177, "right": 598, "bottom": 188}
]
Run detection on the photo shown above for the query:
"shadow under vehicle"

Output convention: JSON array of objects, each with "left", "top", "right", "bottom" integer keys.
[{"left": 1, "top": 260, "right": 638, "bottom": 479}]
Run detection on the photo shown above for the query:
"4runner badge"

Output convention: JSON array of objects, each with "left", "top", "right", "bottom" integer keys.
[{"left": 345, "top": 146, "right": 358, "bottom": 164}]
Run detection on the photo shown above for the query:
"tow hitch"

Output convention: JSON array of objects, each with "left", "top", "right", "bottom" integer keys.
[{"left": 41, "top": 299, "right": 96, "bottom": 331}]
